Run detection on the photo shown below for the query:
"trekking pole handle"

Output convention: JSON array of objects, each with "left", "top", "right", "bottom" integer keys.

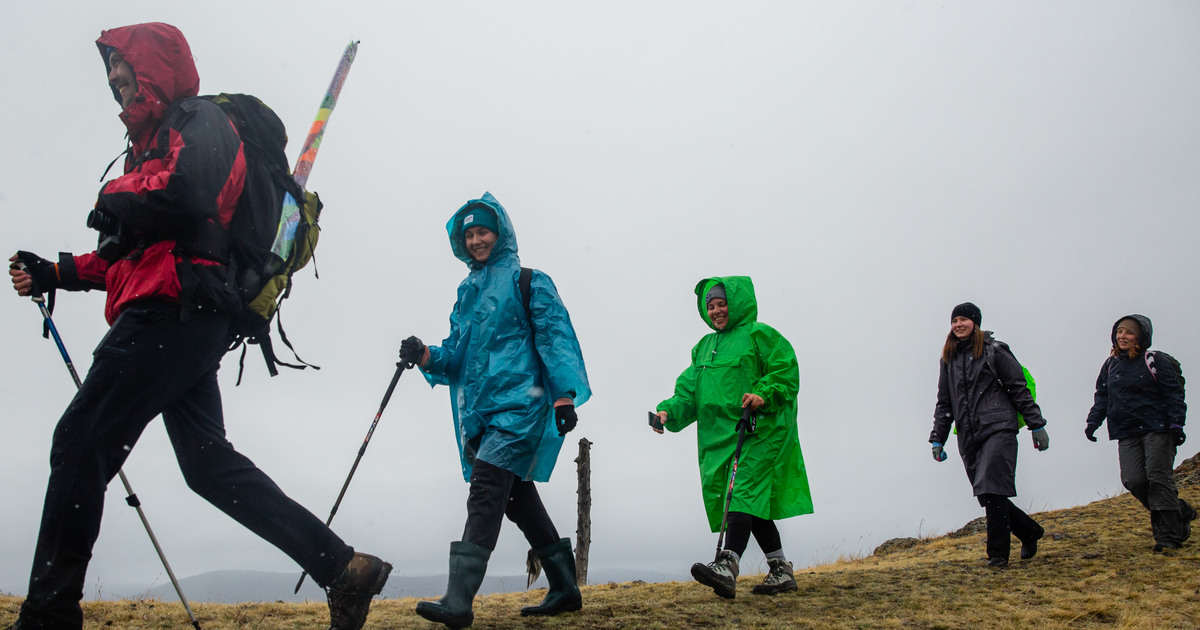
[
  {"left": 13, "top": 260, "right": 46, "bottom": 303},
  {"left": 738, "top": 406, "right": 756, "bottom": 434}
]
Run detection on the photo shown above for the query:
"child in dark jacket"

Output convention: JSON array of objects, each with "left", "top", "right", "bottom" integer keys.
[{"left": 1086, "top": 314, "right": 1196, "bottom": 551}]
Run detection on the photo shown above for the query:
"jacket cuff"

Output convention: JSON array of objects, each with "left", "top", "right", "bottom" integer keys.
[{"left": 55, "top": 253, "right": 100, "bottom": 292}]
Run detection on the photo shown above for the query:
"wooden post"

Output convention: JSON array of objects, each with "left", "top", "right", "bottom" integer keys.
[{"left": 574, "top": 438, "right": 592, "bottom": 586}]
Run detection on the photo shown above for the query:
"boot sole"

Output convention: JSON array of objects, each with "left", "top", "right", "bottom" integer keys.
[
  {"left": 691, "top": 563, "right": 736, "bottom": 599},
  {"left": 520, "top": 595, "right": 583, "bottom": 617},
  {"left": 751, "top": 581, "right": 798, "bottom": 595},
  {"left": 415, "top": 602, "right": 473, "bottom": 630}
]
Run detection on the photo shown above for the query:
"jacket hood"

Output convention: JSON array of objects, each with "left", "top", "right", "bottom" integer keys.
[
  {"left": 445, "top": 192, "right": 519, "bottom": 270},
  {"left": 1111, "top": 314, "right": 1153, "bottom": 352},
  {"left": 97, "top": 23, "right": 199, "bottom": 145},
  {"left": 694, "top": 276, "right": 758, "bottom": 332}
]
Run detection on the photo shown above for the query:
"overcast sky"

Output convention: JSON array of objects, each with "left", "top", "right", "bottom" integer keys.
[{"left": 1, "top": 1, "right": 1198, "bottom": 598}]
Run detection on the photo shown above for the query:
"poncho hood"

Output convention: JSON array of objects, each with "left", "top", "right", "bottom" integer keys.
[
  {"left": 695, "top": 276, "right": 758, "bottom": 332},
  {"left": 445, "top": 192, "right": 519, "bottom": 271}
]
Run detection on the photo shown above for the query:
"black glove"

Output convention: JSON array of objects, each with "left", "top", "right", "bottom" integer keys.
[
  {"left": 555, "top": 404, "right": 578, "bottom": 436},
  {"left": 399, "top": 335, "right": 426, "bottom": 367},
  {"left": 11, "top": 251, "right": 58, "bottom": 295},
  {"left": 1170, "top": 425, "right": 1186, "bottom": 447},
  {"left": 1084, "top": 424, "right": 1100, "bottom": 443}
]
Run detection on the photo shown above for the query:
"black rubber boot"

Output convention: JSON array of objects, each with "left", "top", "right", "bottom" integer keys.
[
  {"left": 520, "top": 538, "right": 583, "bottom": 616},
  {"left": 1151, "top": 511, "right": 1185, "bottom": 552},
  {"left": 1019, "top": 522, "right": 1045, "bottom": 560},
  {"left": 415, "top": 541, "right": 491, "bottom": 629},
  {"left": 982, "top": 495, "right": 1011, "bottom": 565}
]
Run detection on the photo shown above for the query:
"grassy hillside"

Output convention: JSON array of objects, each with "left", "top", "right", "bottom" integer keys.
[{"left": 5, "top": 454, "right": 1200, "bottom": 629}]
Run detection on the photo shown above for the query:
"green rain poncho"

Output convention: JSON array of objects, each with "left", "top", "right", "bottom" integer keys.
[{"left": 657, "top": 276, "right": 813, "bottom": 531}]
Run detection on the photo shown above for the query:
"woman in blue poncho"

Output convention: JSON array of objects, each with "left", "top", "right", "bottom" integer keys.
[{"left": 400, "top": 193, "right": 591, "bottom": 628}]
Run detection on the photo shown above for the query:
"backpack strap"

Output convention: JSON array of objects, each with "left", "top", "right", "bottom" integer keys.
[
  {"left": 1145, "top": 350, "right": 1158, "bottom": 381},
  {"left": 519, "top": 267, "right": 534, "bottom": 329},
  {"left": 983, "top": 343, "right": 1001, "bottom": 388}
]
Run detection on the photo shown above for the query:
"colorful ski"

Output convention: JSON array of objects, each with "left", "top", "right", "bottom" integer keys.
[{"left": 271, "top": 40, "right": 359, "bottom": 260}]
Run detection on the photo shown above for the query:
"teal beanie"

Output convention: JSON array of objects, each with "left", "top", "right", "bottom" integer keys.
[{"left": 461, "top": 206, "right": 499, "bottom": 237}]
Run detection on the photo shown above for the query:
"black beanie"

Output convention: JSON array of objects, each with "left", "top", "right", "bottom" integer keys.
[{"left": 951, "top": 302, "right": 982, "bottom": 329}]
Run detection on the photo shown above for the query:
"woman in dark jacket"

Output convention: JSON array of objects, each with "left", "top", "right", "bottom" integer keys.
[
  {"left": 930, "top": 302, "right": 1050, "bottom": 567},
  {"left": 1085, "top": 314, "right": 1195, "bottom": 551}
]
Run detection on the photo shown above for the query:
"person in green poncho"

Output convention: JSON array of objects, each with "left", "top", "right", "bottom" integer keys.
[{"left": 654, "top": 276, "right": 813, "bottom": 599}]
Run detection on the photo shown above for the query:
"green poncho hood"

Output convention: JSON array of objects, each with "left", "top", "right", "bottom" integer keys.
[{"left": 695, "top": 276, "right": 757, "bottom": 332}]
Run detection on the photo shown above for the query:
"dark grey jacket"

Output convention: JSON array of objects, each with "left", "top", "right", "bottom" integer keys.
[
  {"left": 1086, "top": 314, "right": 1186, "bottom": 440},
  {"left": 930, "top": 332, "right": 1046, "bottom": 455}
]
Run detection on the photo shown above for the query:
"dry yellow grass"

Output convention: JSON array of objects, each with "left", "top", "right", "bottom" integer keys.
[{"left": 4, "top": 454, "right": 1200, "bottom": 629}]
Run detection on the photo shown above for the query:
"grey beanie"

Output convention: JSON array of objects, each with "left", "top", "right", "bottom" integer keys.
[{"left": 705, "top": 284, "right": 727, "bottom": 306}]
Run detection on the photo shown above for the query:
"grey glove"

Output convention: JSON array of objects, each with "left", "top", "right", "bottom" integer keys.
[
  {"left": 1031, "top": 427, "right": 1050, "bottom": 451},
  {"left": 931, "top": 442, "right": 947, "bottom": 462}
]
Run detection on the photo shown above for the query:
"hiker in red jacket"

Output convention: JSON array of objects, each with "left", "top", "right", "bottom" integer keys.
[{"left": 7, "top": 23, "right": 388, "bottom": 630}]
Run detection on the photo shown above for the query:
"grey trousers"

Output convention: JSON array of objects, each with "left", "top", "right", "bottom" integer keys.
[{"left": 1118, "top": 432, "right": 1179, "bottom": 512}]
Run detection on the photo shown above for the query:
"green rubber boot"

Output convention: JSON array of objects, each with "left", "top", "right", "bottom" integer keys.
[
  {"left": 415, "top": 541, "right": 491, "bottom": 629},
  {"left": 520, "top": 538, "right": 583, "bottom": 616}
]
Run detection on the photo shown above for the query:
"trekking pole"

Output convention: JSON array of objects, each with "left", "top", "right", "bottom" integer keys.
[
  {"left": 295, "top": 360, "right": 407, "bottom": 593},
  {"left": 715, "top": 406, "right": 757, "bottom": 559},
  {"left": 15, "top": 262, "right": 202, "bottom": 630}
]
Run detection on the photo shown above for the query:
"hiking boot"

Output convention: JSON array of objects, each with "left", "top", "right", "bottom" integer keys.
[
  {"left": 986, "top": 557, "right": 1008, "bottom": 568},
  {"left": 1153, "top": 541, "right": 1182, "bottom": 553},
  {"left": 1181, "top": 499, "right": 1198, "bottom": 543},
  {"left": 691, "top": 550, "right": 739, "bottom": 599},
  {"left": 326, "top": 553, "right": 392, "bottom": 630},
  {"left": 521, "top": 538, "right": 583, "bottom": 617},
  {"left": 751, "top": 558, "right": 797, "bottom": 595},
  {"left": 415, "top": 541, "right": 491, "bottom": 629},
  {"left": 1020, "top": 524, "right": 1045, "bottom": 560}
]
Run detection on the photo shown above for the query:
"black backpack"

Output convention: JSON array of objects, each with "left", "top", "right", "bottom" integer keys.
[
  {"left": 1145, "top": 350, "right": 1186, "bottom": 388},
  {"left": 205, "top": 94, "right": 324, "bottom": 383}
]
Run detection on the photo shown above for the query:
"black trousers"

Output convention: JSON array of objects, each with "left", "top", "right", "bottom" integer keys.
[
  {"left": 462, "top": 459, "right": 560, "bottom": 551},
  {"left": 20, "top": 302, "right": 353, "bottom": 629},
  {"left": 722, "top": 512, "right": 782, "bottom": 557},
  {"left": 980, "top": 494, "right": 1042, "bottom": 561}
]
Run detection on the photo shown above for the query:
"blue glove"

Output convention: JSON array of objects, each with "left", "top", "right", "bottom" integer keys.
[
  {"left": 931, "top": 442, "right": 947, "bottom": 462},
  {"left": 1031, "top": 427, "right": 1050, "bottom": 451},
  {"left": 1085, "top": 424, "right": 1100, "bottom": 442}
]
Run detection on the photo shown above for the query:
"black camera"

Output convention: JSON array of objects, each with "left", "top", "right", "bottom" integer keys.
[{"left": 87, "top": 208, "right": 132, "bottom": 262}]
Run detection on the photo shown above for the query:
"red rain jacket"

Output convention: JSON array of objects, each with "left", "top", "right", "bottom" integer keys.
[{"left": 61, "top": 23, "right": 246, "bottom": 324}]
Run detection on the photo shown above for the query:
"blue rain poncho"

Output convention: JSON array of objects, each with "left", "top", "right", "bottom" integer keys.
[{"left": 421, "top": 193, "right": 592, "bottom": 482}]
